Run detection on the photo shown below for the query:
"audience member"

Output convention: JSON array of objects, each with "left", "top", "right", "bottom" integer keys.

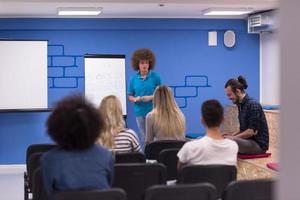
[
  {"left": 146, "top": 85, "right": 186, "bottom": 144},
  {"left": 97, "top": 95, "right": 141, "bottom": 153},
  {"left": 224, "top": 75, "right": 269, "bottom": 154},
  {"left": 177, "top": 99, "right": 238, "bottom": 169},
  {"left": 41, "top": 94, "right": 114, "bottom": 198}
]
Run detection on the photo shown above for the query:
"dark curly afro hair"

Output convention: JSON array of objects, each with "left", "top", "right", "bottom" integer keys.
[
  {"left": 47, "top": 94, "right": 104, "bottom": 150},
  {"left": 131, "top": 48, "right": 156, "bottom": 71}
]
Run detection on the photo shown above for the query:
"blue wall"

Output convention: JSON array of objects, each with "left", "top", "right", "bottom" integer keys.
[{"left": 0, "top": 18, "right": 259, "bottom": 164}]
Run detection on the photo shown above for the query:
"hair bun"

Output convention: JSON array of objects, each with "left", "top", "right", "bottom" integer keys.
[{"left": 237, "top": 75, "right": 248, "bottom": 89}]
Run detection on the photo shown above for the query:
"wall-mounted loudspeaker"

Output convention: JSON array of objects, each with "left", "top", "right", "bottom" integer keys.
[{"left": 224, "top": 30, "right": 235, "bottom": 48}]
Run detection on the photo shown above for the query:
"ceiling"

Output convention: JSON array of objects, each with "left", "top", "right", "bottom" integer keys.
[{"left": 0, "top": 0, "right": 278, "bottom": 18}]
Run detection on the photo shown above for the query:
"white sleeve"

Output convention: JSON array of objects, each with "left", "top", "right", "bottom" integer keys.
[{"left": 177, "top": 143, "right": 191, "bottom": 164}]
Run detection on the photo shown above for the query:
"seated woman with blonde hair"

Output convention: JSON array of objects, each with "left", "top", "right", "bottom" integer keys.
[
  {"left": 97, "top": 95, "right": 141, "bottom": 153},
  {"left": 146, "top": 85, "right": 186, "bottom": 143}
]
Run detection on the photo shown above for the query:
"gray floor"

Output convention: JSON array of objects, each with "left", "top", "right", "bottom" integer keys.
[{"left": 0, "top": 165, "right": 25, "bottom": 200}]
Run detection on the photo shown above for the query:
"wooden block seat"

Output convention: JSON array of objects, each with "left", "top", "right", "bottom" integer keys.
[{"left": 237, "top": 152, "right": 278, "bottom": 180}]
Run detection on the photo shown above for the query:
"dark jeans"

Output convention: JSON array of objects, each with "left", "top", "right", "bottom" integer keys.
[{"left": 233, "top": 138, "right": 265, "bottom": 154}]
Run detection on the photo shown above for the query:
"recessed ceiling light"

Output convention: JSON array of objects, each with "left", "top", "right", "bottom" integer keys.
[
  {"left": 57, "top": 7, "right": 102, "bottom": 16},
  {"left": 202, "top": 8, "right": 253, "bottom": 16}
]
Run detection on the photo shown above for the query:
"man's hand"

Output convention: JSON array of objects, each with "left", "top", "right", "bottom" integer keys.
[{"left": 222, "top": 133, "right": 231, "bottom": 137}]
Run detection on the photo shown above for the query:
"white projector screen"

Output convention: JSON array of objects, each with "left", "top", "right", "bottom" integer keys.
[
  {"left": 84, "top": 55, "right": 127, "bottom": 115},
  {"left": 0, "top": 40, "right": 48, "bottom": 111}
]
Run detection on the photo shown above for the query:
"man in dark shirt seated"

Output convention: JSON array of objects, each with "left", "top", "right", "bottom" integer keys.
[{"left": 224, "top": 75, "right": 269, "bottom": 154}]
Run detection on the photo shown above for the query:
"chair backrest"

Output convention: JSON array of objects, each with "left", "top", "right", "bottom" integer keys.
[
  {"left": 223, "top": 179, "right": 274, "bottom": 200},
  {"left": 115, "top": 152, "right": 146, "bottom": 163},
  {"left": 32, "top": 168, "right": 49, "bottom": 200},
  {"left": 25, "top": 146, "right": 54, "bottom": 200},
  {"left": 53, "top": 188, "right": 127, "bottom": 200},
  {"left": 27, "top": 152, "right": 43, "bottom": 190},
  {"left": 25, "top": 143, "right": 56, "bottom": 198},
  {"left": 113, "top": 163, "right": 167, "bottom": 200},
  {"left": 145, "top": 183, "right": 217, "bottom": 200},
  {"left": 177, "top": 165, "right": 237, "bottom": 199},
  {"left": 33, "top": 168, "right": 126, "bottom": 200},
  {"left": 26, "top": 144, "right": 57, "bottom": 168},
  {"left": 145, "top": 140, "right": 186, "bottom": 160},
  {"left": 157, "top": 148, "right": 180, "bottom": 180}
]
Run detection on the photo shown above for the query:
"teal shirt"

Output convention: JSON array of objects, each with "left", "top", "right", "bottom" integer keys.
[{"left": 128, "top": 70, "right": 161, "bottom": 117}]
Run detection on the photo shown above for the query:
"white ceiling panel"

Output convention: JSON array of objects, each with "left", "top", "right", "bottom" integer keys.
[{"left": 0, "top": 0, "right": 278, "bottom": 18}]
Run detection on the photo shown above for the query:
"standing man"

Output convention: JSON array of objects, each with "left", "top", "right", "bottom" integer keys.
[
  {"left": 128, "top": 48, "right": 162, "bottom": 150},
  {"left": 224, "top": 75, "right": 269, "bottom": 154}
]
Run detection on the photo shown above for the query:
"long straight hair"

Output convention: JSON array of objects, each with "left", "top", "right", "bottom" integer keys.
[
  {"left": 152, "top": 85, "right": 185, "bottom": 138},
  {"left": 97, "top": 95, "right": 125, "bottom": 150}
]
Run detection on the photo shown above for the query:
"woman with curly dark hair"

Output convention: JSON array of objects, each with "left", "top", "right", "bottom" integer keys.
[
  {"left": 128, "top": 48, "right": 162, "bottom": 150},
  {"left": 41, "top": 94, "right": 114, "bottom": 198}
]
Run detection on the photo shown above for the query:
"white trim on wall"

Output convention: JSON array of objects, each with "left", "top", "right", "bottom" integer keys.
[
  {"left": 260, "top": 31, "right": 280, "bottom": 105},
  {"left": 260, "top": 34, "right": 262, "bottom": 103}
]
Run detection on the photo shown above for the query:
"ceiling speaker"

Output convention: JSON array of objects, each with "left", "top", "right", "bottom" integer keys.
[{"left": 224, "top": 30, "right": 235, "bottom": 48}]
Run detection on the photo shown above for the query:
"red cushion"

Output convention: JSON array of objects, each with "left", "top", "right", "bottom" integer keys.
[
  {"left": 238, "top": 152, "right": 271, "bottom": 159},
  {"left": 266, "top": 162, "right": 279, "bottom": 171}
]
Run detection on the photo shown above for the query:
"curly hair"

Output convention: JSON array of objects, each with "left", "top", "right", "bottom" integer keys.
[
  {"left": 131, "top": 48, "right": 156, "bottom": 71},
  {"left": 47, "top": 94, "right": 104, "bottom": 150}
]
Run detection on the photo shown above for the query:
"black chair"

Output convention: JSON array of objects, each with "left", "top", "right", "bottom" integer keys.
[
  {"left": 177, "top": 165, "right": 237, "bottom": 199},
  {"left": 24, "top": 144, "right": 56, "bottom": 200},
  {"left": 158, "top": 148, "right": 180, "bottom": 180},
  {"left": 145, "top": 140, "right": 186, "bottom": 160},
  {"left": 25, "top": 152, "right": 43, "bottom": 199},
  {"left": 145, "top": 183, "right": 217, "bottom": 200},
  {"left": 53, "top": 188, "right": 127, "bottom": 200},
  {"left": 113, "top": 163, "right": 167, "bottom": 200},
  {"left": 115, "top": 152, "right": 146, "bottom": 163},
  {"left": 32, "top": 167, "right": 49, "bottom": 200},
  {"left": 223, "top": 179, "right": 274, "bottom": 200},
  {"left": 26, "top": 144, "right": 57, "bottom": 166},
  {"left": 32, "top": 168, "right": 126, "bottom": 200}
]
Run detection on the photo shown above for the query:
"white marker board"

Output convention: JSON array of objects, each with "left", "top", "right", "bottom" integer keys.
[
  {"left": 84, "top": 55, "right": 127, "bottom": 115},
  {"left": 0, "top": 40, "right": 48, "bottom": 111}
]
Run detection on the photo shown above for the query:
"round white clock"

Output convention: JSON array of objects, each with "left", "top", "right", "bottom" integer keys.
[{"left": 224, "top": 30, "right": 236, "bottom": 48}]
